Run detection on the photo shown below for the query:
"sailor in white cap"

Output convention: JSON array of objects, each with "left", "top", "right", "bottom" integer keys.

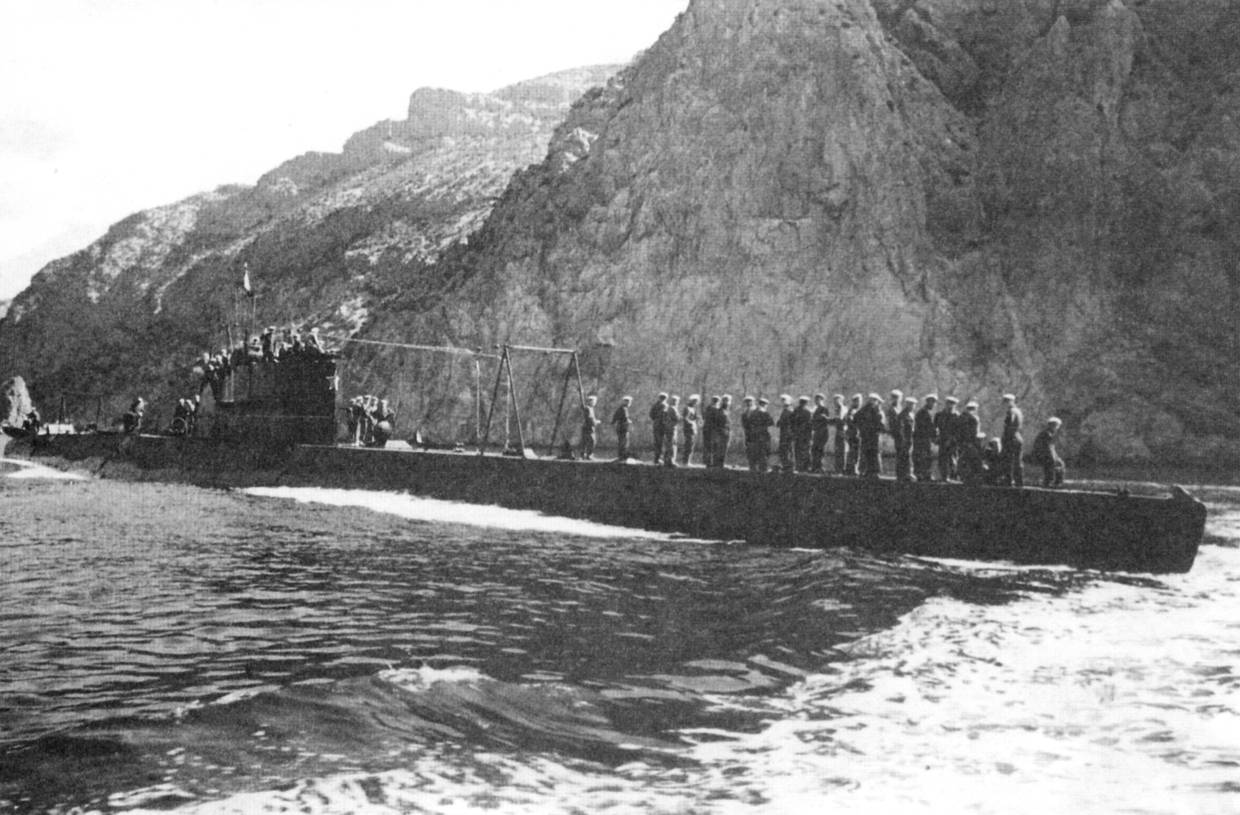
[{"left": 1000, "top": 393, "right": 1024, "bottom": 487}]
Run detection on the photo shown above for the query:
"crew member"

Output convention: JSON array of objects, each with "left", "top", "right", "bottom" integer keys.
[
  {"left": 792, "top": 395, "right": 814, "bottom": 472},
  {"left": 894, "top": 397, "right": 916, "bottom": 482},
  {"left": 123, "top": 398, "right": 145, "bottom": 434},
  {"left": 832, "top": 394, "right": 848, "bottom": 474},
  {"left": 662, "top": 395, "right": 681, "bottom": 467},
  {"left": 981, "top": 437, "right": 1004, "bottom": 485},
  {"left": 22, "top": 407, "right": 42, "bottom": 435},
  {"left": 702, "top": 396, "right": 721, "bottom": 467},
  {"left": 935, "top": 396, "right": 960, "bottom": 481},
  {"left": 370, "top": 399, "right": 396, "bottom": 448},
  {"left": 740, "top": 396, "right": 758, "bottom": 471},
  {"left": 260, "top": 326, "right": 277, "bottom": 363},
  {"left": 776, "top": 395, "right": 795, "bottom": 473},
  {"left": 612, "top": 396, "right": 634, "bottom": 461},
  {"left": 680, "top": 394, "right": 701, "bottom": 466},
  {"left": 810, "top": 393, "right": 831, "bottom": 473},
  {"left": 580, "top": 395, "right": 600, "bottom": 460},
  {"left": 844, "top": 393, "right": 863, "bottom": 476},
  {"left": 741, "top": 396, "right": 769, "bottom": 472},
  {"left": 649, "top": 393, "right": 669, "bottom": 465},
  {"left": 1001, "top": 393, "right": 1024, "bottom": 487},
  {"left": 884, "top": 389, "right": 905, "bottom": 477},
  {"left": 711, "top": 394, "right": 732, "bottom": 468},
  {"left": 854, "top": 393, "right": 887, "bottom": 479},
  {"left": 913, "top": 394, "right": 938, "bottom": 482},
  {"left": 1032, "top": 417, "right": 1065, "bottom": 488},
  {"left": 956, "top": 401, "right": 984, "bottom": 484}
]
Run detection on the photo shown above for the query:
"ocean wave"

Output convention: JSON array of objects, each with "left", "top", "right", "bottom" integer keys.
[{"left": 654, "top": 544, "right": 1240, "bottom": 814}]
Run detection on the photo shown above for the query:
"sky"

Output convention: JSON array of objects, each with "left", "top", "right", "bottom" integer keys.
[{"left": 0, "top": 0, "right": 688, "bottom": 300}]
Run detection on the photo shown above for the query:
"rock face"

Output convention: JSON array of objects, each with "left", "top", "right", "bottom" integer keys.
[
  {"left": 1, "top": 376, "right": 33, "bottom": 427},
  {"left": 0, "top": 66, "right": 619, "bottom": 427},
  {"left": 409, "top": 0, "right": 1240, "bottom": 465},
  {"left": 2, "top": 1, "right": 1239, "bottom": 466}
]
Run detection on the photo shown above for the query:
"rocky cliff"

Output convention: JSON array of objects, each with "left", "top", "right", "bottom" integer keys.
[
  {"left": 2, "top": 1, "right": 1238, "bottom": 466},
  {"left": 385, "top": 0, "right": 1240, "bottom": 465},
  {"left": 0, "top": 66, "right": 619, "bottom": 428}
]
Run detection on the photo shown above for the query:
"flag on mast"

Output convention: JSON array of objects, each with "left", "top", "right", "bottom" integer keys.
[{"left": 241, "top": 263, "right": 253, "bottom": 297}]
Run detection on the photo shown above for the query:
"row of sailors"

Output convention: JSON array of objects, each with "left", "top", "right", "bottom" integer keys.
[
  {"left": 346, "top": 394, "right": 397, "bottom": 448},
  {"left": 583, "top": 391, "right": 1066, "bottom": 488},
  {"left": 196, "top": 328, "right": 331, "bottom": 390},
  {"left": 169, "top": 396, "right": 201, "bottom": 436}
]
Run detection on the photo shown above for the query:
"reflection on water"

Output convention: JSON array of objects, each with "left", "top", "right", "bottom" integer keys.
[{"left": 1, "top": 475, "right": 1237, "bottom": 814}]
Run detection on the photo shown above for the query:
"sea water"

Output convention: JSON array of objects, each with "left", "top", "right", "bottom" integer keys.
[{"left": 1, "top": 460, "right": 1238, "bottom": 814}]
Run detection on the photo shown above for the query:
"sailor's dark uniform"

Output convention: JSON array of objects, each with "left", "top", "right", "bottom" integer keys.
[
  {"left": 791, "top": 404, "right": 814, "bottom": 472},
  {"left": 776, "top": 407, "right": 795, "bottom": 472},
  {"left": 701, "top": 403, "right": 718, "bottom": 467},
  {"left": 1032, "top": 427, "right": 1064, "bottom": 487},
  {"left": 679, "top": 405, "right": 699, "bottom": 466},
  {"left": 853, "top": 403, "right": 886, "bottom": 478},
  {"left": 956, "top": 411, "right": 984, "bottom": 484},
  {"left": 832, "top": 404, "right": 848, "bottom": 474},
  {"left": 844, "top": 406, "right": 861, "bottom": 476},
  {"left": 711, "top": 403, "right": 731, "bottom": 468},
  {"left": 649, "top": 400, "right": 668, "bottom": 464},
  {"left": 612, "top": 404, "right": 633, "bottom": 460},
  {"left": 934, "top": 407, "right": 959, "bottom": 481},
  {"left": 810, "top": 404, "right": 831, "bottom": 473},
  {"left": 913, "top": 406, "right": 937, "bottom": 481},
  {"left": 894, "top": 406, "right": 915, "bottom": 482},
  {"left": 580, "top": 404, "right": 599, "bottom": 459},
  {"left": 662, "top": 403, "right": 681, "bottom": 467},
  {"left": 1002, "top": 406, "right": 1024, "bottom": 487},
  {"left": 743, "top": 407, "right": 773, "bottom": 472}
]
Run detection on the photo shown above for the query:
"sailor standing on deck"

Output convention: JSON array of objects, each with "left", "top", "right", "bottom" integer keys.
[
  {"left": 123, "top": 398, "right": 146, "bottom": 434},
  {"left": 662, "top": 395, "right": 681, "bottom": 467},
  {"left": 792, "top": 396, "right": 814, "bottom": 473},
  {"left": 810, "top": 393, "right": 831, "bottom": 473},
  {"left": 935, "top": 396, "right": 960, "bottom": 481},
  {"left": 854, "top": 393, "right": 887, "bottom": 479},
  {"left": 913, "top": 394, "right": 938, "bottom": 482},
  {"left": 844, "top": 393, "right": 863, "bottom": 476},
  {"left": 740, "top": 396, "right": 768, "bottom": 472},
  {"left": 701, "top": 396, "right": 721, "bottom": 467},
  {"left": 579, "top": 395, "right": 600, "bottom": 460},
  {"left": 884, "top": 389, "right": 904, "bottom": 475},
  {"left": 649, "top": 393, "right": 669, "bottom": 465},
  {"left": 1000, "top": 393, "right": 1024, "bottom": 487},
  {"left": 1032, "top": 417, "right": 1065, "bottom": 487},
  {"left": 711, "top": 395, "right": 733, "bottom": 468},
  {"left": 831, "top": 394, "right": 848, "bottom": 474},
  {"left": 612, "top": 396, "right": 633, "bottom": 461},
  {"left": 740, "top": 396, "right": 758, "bottom": 470},
  {"left": 679, "top": 395, "right": 701, "bottom": 466},
  {"left": 895, "top": 397, "right": 917, "bottom": 482},
  {"left": 260, "top": 326, "right": 277, "bottom": 363},
  {"left": 957, "top": 401, "right": 985, "bottom": 484},
  {"left": 776, "top": 395, "right": 795, "bottom": 473}
]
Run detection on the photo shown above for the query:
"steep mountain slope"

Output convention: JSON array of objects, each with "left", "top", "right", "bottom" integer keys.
[
  {"left": 3, "top": 0, "right": 1238, "bottom": 465},
  {"left": 370, "top": 0, "right": 1240, "bottom": 464},
  {"left": 0, "top": 66, "right": 620, "bottom": 425}
]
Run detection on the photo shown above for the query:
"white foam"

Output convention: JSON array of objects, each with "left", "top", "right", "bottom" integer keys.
[
  {"left": 378, "top": 665, "right": 488, "bottom": 690},
  {"left": 243, "top": 486, "right": 678, "bottom": 541},
  {"left": 1, "top": 458, "right": 86, "bottom": 480}
]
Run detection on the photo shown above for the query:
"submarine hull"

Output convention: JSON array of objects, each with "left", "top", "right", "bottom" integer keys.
[{"left": 3, "top": 431, "right": 1205, "bottom": 574}]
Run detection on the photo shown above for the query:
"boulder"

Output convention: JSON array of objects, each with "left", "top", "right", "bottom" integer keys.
[{"left": 1, "top": 376, "right": 33, "bottom": 427}]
